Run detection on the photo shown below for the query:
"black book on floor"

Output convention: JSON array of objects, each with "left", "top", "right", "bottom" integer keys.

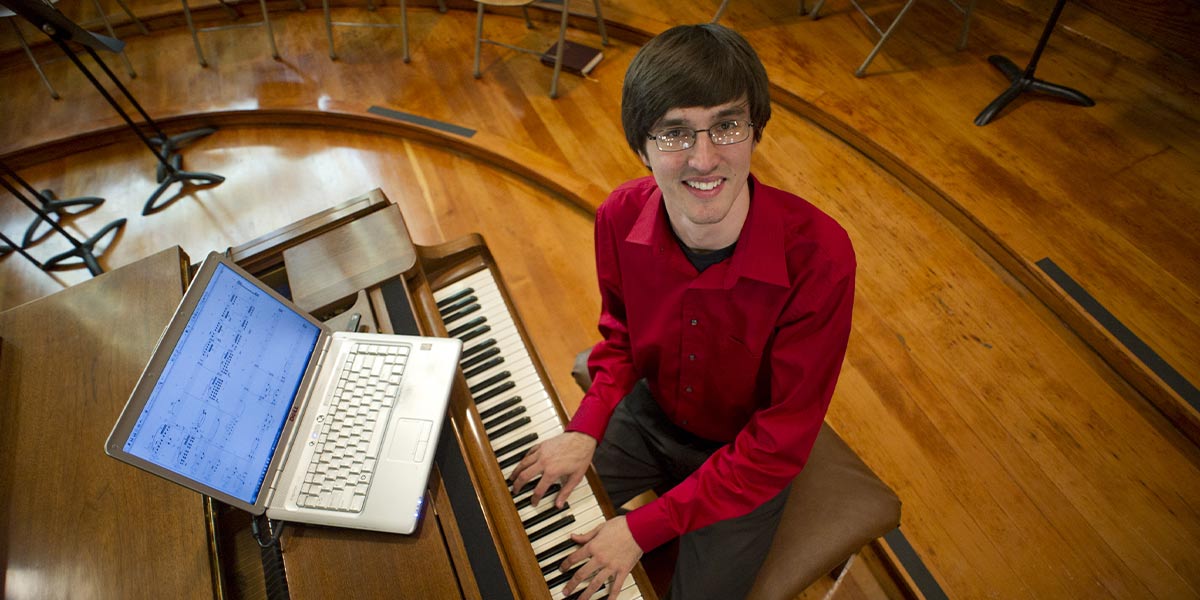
[{"left": 541, "top": 41, "right": 604, "bottom": 77}]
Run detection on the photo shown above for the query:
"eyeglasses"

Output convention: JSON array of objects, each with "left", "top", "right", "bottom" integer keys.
[{"left": 646, "top": 120, "right": 755, "bottom": 152}]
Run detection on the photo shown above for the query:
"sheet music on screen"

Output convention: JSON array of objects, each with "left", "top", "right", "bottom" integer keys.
[{"left": 123, "top": 264, "right": 321, "bottom": 503}]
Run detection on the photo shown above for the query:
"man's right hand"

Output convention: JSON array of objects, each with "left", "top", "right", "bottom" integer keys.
[{"left": 509, "top": 431, "right": 598, "bottom": 509}]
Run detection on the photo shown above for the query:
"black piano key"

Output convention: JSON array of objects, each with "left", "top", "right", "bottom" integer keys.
[
  {"left": 464, "top": 356, "right": 505, "bottom": 380},
  {"left": 438, "top": 294, "right": 478, "bottom": 316},
  {"left": 461, "top": 346, "right": 502, "bottom": 370},
  {"left": 483, "top": 406, "right": 526, "bottom": 432},
  {"left": 460, "top": 325, "right": 492, "bottom": 343},
  {"left": 488, "top": 416, "right": 531, "bottom": 440},
  {"left": 546, "top": 563, "right": 586, "bottom": 590},
  {"left": 498, "top": 452, "right": 528, "bottom": 470},
  {"left": 436, "top": 287, "right": 474, "bottom": 309},
  {"left": 522, "top": 503, "right": 571, "bottom": 530},
  {"left": 528, "top": 515, "right": 576, "bottom": 545},
  {"left": 492, "top": 431, "right": 536, "bottom": 457},
  {"left": 474, "top": 381, "right": 516, "bottom": 404},
  {"left": 449, "top": 316, "right": 488, "bottom": 338},
  {"left": 461, "top": 338, "right": 497, "bottom": 359},
  {"left": 469, "top": 371, "right": 511, "bottom": 395},
  {"left": 536, "top": 539, "right": 578, "bottom": 565},
  {"left": 514, "top": 483, "right": 562, "bottom": 510},
  {"left": 443, "top": 303, "right": 482, "bottom": 325},
  {"left": 478, "top": 396, "right": 522, "bottom": 420}
]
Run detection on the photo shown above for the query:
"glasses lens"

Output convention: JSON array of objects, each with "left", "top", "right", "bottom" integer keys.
[
  {"left": 711, "top": 121, "right": 749, "bottom": 145},
  {"left": 654, "top": 128, "right": 694, "bottom": 152}
]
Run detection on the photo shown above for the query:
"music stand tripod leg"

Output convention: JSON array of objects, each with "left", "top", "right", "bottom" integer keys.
[{"left": 0, "top": 230, "right": 43, "bottom": 267}]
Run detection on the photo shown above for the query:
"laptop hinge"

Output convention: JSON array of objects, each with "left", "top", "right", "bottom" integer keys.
[{"left": 263, "top": 333, "right": 334, "bottom": 503}]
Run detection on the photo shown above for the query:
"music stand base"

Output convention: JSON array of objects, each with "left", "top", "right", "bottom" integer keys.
[
  {"left": 143, "top": 170, "right": 226, "bottom": 215},
  {"left": 152, "top": 127, "right": 218, "bottom": 183},
  {"left": 22, "top": 189, "right": 105, "bottom": 248},
  {"left": 975, "top": 55, "right": 1094, "bottom": 126},
  {"left": 42, "top": 217, "right": 126, "bottom": 276}
]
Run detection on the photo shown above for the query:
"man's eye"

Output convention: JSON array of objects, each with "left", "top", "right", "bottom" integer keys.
[
  {"left": 715, "top": 120, "right": 740, "bottom": 132},
  {"left": 658, "top": 128, "right": 689, "bottom": 140}
]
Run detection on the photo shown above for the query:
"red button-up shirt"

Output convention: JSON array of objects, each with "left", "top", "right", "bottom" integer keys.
[{"left": 568, "top": 174, "right": 856, "bottom": 552}]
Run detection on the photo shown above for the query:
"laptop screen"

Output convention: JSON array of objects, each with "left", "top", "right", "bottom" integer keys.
[{"left": 122, "top": 263, "right": 321, "bottom": 504}]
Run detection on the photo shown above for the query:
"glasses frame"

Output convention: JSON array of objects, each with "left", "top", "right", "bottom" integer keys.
[{"left": 645, "top": 120, "right": 756, "bottom": 152}]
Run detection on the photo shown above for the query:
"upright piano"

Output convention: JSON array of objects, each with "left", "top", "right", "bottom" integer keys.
[{"left": 211, "top": 189, "right": 658, "bottom": 600}]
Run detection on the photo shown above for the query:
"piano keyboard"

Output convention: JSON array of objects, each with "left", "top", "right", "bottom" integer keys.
[{"left": 435, "top": 267, "right": 644, "bottom": 600}]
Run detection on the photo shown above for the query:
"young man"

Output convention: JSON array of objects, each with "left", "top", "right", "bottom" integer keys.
[{"left": 510, "top": 23, "right": 856, "bottom": 600}]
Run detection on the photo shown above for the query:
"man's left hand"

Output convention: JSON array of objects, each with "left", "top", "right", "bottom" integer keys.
[{"left": 560, "top": 516, "right": 643, "bottom": 599}]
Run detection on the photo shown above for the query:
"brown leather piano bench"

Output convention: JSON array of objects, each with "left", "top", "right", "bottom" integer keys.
[{"left": 571, "top": 349, "right": 902, "bottom": 599}]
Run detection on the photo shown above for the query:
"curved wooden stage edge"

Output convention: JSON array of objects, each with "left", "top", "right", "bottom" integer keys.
[{"left": 1, "top": 1, "right": 1198, "bottom": 599}]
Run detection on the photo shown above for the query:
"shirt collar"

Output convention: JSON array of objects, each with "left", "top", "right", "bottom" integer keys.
[{"left": 625, "top": 175, "right": 791, "bottom": 289}]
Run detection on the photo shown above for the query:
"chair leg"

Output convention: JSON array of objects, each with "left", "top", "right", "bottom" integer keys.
[
  {"left": 437, "top": 0, "right": 447, "bottom": 12},
  {"left": 473, "top": 3, "right": 484, "bottom": 78},
  {"left": 88, "top": 0, "right": 137, "bottom": 78},
  {"left": 821, "top": 554, "right": 857, "bottom": 600},
  {"left": 8, "top": 19, "right": 59, "bottom": 99},
  {"left": 258, "top": 0, "right": 281, "bottom": 59},
  {"left": 810, "top": 0, "right": 827, "bottom": 19},
  {"left": 591, "top": 0, "right": 607, "bottom": 44},
  {"left": 854, "top": 0, "right": 917, "bottom": 77},
  {"left": 712, "top": 0, "right": 730, "bottom": 23},
  {"left": 957, "top": 0, "right": 976, "bottom": 50},
  {"left": 111, "top": 0, "right": 150, "bottom": 34},
  {"left": 181, "top": 0, "right": 208, "bottom": 66},
  {"left": 323, "top": 0, "right": 337, "bottom": 59},
  {"left": 401, "top": 0, "right": 410, "bottom": 63},
  {"left": 548, "top": 0, "right": 569, "bottom": 98}
]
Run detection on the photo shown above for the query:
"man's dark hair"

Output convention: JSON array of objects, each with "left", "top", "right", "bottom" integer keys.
[{"left": 621, "top": 23, "right": 771, "bottom": 159}]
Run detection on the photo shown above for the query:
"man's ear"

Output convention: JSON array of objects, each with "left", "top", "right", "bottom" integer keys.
[{"left": 638, "top": 150, "right": 652, "bottom": 171}]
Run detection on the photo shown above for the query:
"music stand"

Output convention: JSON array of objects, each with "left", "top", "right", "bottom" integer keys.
[
  {"left": 1, "top": 160, "right": 124, "bottom": 276},
  {"left": 1, "top": 0, "right": 225, "bottom": 214},
  {"left": 974, "top": 0, "right": 1094, "bottom": 126}
]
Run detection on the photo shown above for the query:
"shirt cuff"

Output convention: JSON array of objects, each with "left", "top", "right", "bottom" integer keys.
[
  {"left": 565, "top": 395, "right": 612, "bottom": 442},
  {"left": 624, "top": 501, "right": 676, "bottom": 553}
]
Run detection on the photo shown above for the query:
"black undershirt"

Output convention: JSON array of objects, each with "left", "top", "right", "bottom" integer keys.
[{"left": 675, "top": 234, "right": 736, "bottom": 273}]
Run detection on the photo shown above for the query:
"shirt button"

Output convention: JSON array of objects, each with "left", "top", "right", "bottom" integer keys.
[
  {"left": 685, "top": 386, "right": 693, "bottom": 393},
  {"left": 690, "top": 319, "right": 698, "bottom": 326},
  {"left": 688, "top": 354, "right": 696, "bottom": 361}
]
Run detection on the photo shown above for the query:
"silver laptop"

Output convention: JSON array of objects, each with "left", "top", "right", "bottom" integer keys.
[{"left": 106, "top": 251, "right": 461, "bottom": 534}]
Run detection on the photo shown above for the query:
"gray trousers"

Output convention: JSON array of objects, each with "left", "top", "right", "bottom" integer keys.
[{"left": 593, "top": 381, "right": 789, "bottom": 600}]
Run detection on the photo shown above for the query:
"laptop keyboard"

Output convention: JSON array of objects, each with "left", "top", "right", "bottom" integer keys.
[{"left": 296, "top": 342, "right": 410, "bottom": 513}]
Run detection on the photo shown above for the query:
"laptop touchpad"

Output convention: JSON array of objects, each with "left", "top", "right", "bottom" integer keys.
[{"left": 387, "top": 418, "right": 434, "bottom": 463}]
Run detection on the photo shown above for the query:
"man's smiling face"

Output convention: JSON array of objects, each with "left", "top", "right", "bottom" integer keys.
[{"left": 641, "top": 98, "right": 756, "bottom": 249}]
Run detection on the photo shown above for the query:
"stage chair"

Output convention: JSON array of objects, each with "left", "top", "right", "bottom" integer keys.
[
  {"left": 810, "top": 0, "right": 976, "bottom": 77},
  {"left": 1, "top": 6, "right": 60, "bottom": 99},
  {"left": 473, "top": 0, "right": 608, "bottom": 99},
  {"left": 181, "top": 0, "right": 307, "bottom": 67},
  {"left": 712, "top": 0, "right": 810, "bottom": 23},
  {"left": 76, "top": 0, "right": 142, "bottom": 78},
  {"left": 323, "top": 0, "right": 446, "bottom": 62},
  {"left": 571, "top": 348, "right": 903, "bottom": 598}
]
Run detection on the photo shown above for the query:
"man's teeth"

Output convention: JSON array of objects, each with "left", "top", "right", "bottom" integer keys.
[{"left": 686, "top": 179, "right": 721, "bottom": 191}]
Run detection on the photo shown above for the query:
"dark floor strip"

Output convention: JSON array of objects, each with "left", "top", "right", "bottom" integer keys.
[
  {"left": 1036, "top": 257, "right": 1200, "bottom": 412},
  {"left": 884, "top": 528, "right": 948, "bottom": 600},
  {"left": 368, "top": 105, "right": 477, "bottom": 138}
]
